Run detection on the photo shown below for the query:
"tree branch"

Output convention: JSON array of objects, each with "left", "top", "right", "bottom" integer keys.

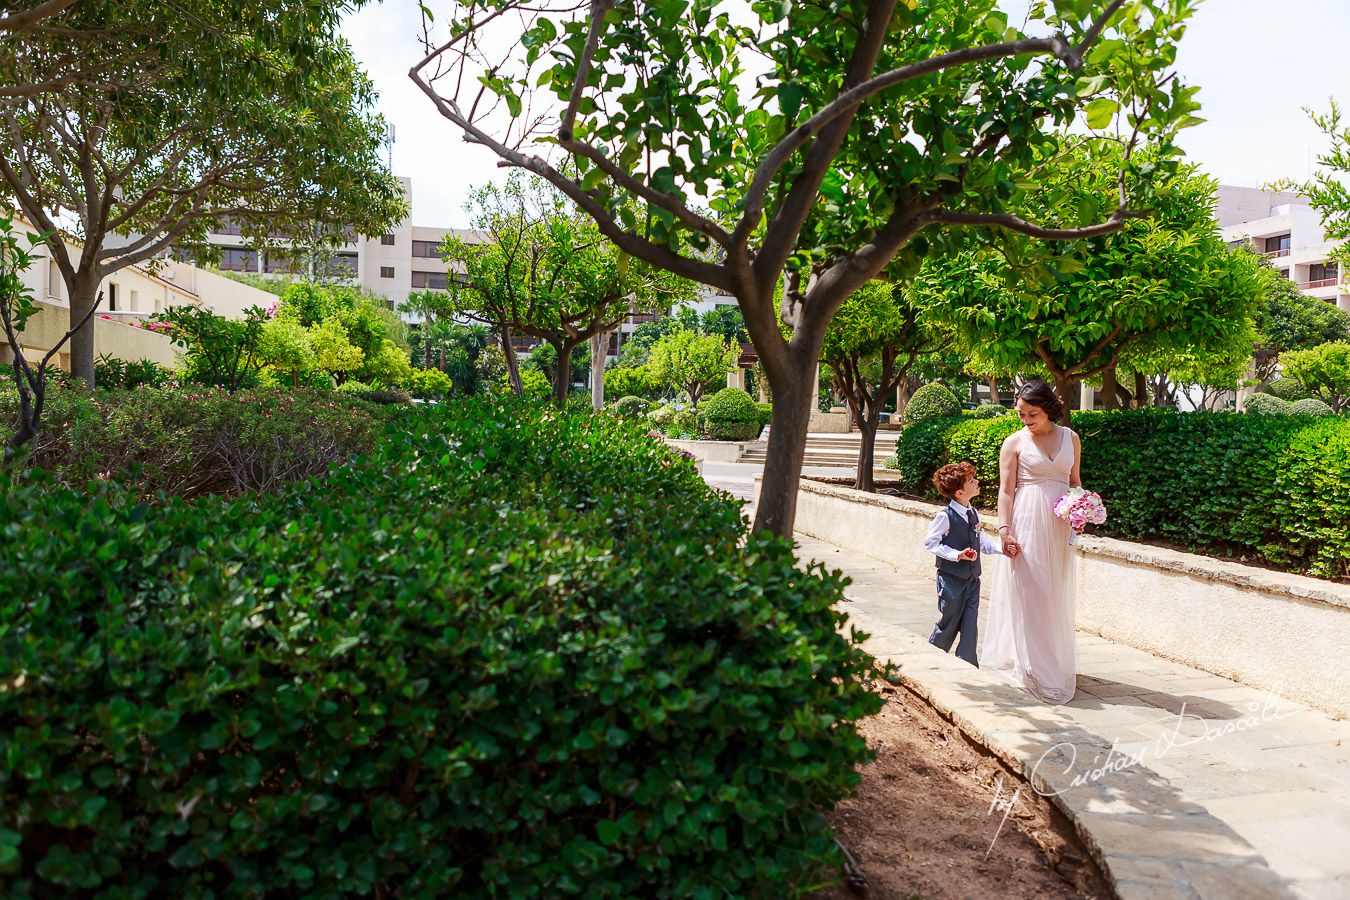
[
  {"left": 928, "top": 207, "right": 1147, "bottom": 240},
  {"left": 557, "top": 0, "right": 612, "bottom": 142}
]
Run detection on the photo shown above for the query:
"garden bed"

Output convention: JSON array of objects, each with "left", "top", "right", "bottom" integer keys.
[{"left": 815, "top": 681, "right": 1106, "bottom": 899}]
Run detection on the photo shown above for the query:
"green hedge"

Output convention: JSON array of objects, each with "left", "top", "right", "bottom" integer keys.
[
  {"left": 1242, "top": 392, "right": 1292, "bottom": 415},
  {"left": 0, "top": 385, "right": 387, "bottom": 500},
  {"left": 1, "top": 399, "right": 883, "bottom": 895},
  {"left": 887, "top": 410, "right": 1350, "bottom": 579}
]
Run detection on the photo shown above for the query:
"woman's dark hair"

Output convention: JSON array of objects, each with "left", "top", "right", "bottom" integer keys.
[{"left": 1014, "top": 380, "right": 1064, "bottom": 420}]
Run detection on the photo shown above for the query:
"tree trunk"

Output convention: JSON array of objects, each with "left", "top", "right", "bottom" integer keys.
[
  {"left": 500, "top": 325, "right": 523, "bottom": 397},
  {"left": 986, "top": 377, "right": 1001, "bottom": 406},
  {"left": 1101, "top": 364, "right": 1120, "bottom": 411},
  {"left": 1133, "top": 371, "right": 1147, "bottom": 410},
  {"left": 854, "top": 410, "right": 880, "bottom": 493},
  {"left": 552, "top": 340, "right": 571, "bottom": 408},
  {"left": 67, "top": 275, "right": 101, "bottom": 389},
  {"left": 1051, "top": 373, "right": 1074, "bottom": 426},
  {"left": 423, "top": 328, "right": 432, "bottom": 370},
  {"left": 590, "top": 331, "right": 606, "bottom": 410},
  {"left": 752, "top": 362, "right": 815, "bottom": 538}
]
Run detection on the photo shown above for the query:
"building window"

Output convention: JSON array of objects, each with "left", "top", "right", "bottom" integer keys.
[
  {"left": 219, "top": 247, "right": 259, "bottom": 272},
  {"left": 1310, "top": 262, "right": 1338, "bottom": 282},
  {"left": 332, "top": 252, "right": 358, "bottom": 274},
  {"left": 264, "top": 252, "right": 295, "bottom": 274},
  {"left": 107, "top": 283, "right": 117, "bottom": 311},
  {"left": 1264, "top": 234, "right": 1291, "bottom": 256},
  {"left": 212, "top": 216, "right": 244, "bottom": 236},
  {"left": 381, "top": 234, "right": 396, "bottom": 246},
  {"left": 380, "top": 266, "right": 395, "bottom": 279},
  {"left": 412, "top": 240, "right": 441, "bottom": 258},
  {"left": 410, "top": 270, "right": 449, "bottom": 290},
  {"left": 130, "top": 289, "right": 139, "bottom": 311}
]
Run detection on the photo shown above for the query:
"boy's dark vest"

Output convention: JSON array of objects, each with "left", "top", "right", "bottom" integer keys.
[{"left": 936, "top": 506, "right": 981, "bottom": 579}]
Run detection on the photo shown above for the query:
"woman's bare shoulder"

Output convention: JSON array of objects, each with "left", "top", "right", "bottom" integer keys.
[{"left": 1000, "top": 430, "right": 1023, "bottom": 451}]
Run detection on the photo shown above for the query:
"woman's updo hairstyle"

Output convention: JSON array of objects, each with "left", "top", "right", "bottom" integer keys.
[{"left": 1014, "top": 380, "right": 1064, "bottom": 420}]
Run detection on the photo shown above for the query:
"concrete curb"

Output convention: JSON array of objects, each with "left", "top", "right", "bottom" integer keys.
[{"left": 850, "top": 614, "right": 1295, "bottom": 899}]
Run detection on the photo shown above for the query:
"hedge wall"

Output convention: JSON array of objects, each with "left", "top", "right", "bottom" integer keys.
[
  {"left": 888, "top": 410, "right": 1350, "bottom": 580},
  {"left": 1, "top": 399, "right": 883, "bottom": 896}
]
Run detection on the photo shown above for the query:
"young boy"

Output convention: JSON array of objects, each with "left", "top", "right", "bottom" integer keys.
[{"left": 923, "top": 461, "right": 1002, "bottom": 667}]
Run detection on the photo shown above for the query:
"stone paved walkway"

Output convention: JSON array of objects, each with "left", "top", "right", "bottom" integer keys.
[{"left": 703, "top": 462, "right": 1350, "bottom": 900}]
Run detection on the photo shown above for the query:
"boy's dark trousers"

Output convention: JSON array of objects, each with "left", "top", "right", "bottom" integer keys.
[{"left": 929, "top": 573, "right": 980, "bottom": 667}]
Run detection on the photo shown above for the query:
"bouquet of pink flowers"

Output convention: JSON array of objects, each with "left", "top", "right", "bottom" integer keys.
[{"left": 1053, "top": 487, "right": 1107, "bottom": 533}]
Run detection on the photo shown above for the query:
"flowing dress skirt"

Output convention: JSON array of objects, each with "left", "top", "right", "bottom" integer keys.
[{"left": 983, "top": 479, "right": 1078, "bottom": 703}]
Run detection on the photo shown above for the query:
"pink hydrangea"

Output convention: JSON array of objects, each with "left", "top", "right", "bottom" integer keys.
[{"left": 1053, "top": 487, "right": 1107, "bottom": 534}]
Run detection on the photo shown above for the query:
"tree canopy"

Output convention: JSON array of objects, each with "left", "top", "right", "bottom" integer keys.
[
  {"left": 442, "top": 173, "right": 696, "bottom": 405},
  {"left": 416, "top": 0, "right": 1200, "bottom": 536},
  {"left": 0, "top": 0, "right": 407, "bottom": 385},
  {"left": 648, "top": 330, "right": 737, "bottom": 408},
  {"left": 916, "top": 143, "right": 1262, "bottom": 421}
]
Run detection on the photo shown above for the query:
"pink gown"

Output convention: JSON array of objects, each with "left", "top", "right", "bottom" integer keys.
[{"left": 982, "top": 426, "right": 1077, "bottom": 703}]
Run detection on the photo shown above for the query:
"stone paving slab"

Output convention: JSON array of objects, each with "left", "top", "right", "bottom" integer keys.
[{"left": 793, "top": 530, "right": 1350, "bottom": 900}]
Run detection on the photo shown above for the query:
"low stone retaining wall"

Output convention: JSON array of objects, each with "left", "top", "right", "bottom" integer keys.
[
  {"left": 666, "top": 438, "right": 760, "bottom": 463},
  {"left": 790, "top": 478, "right": 1350, "bottom": 719}
]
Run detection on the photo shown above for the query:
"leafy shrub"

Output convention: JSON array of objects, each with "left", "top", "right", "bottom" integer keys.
[
  {"left": 405, "top": 367, "right": 456, "bottom": 399},
  {"left": 603, "top": 364, "right": 662, "bottom": 400},
  {"left": 968, "top": 402, "right": 1009, "bottom": 419},
  {"left": 1291, "top": 397, "right": 1335, "bottom": 416},
  {"left": 352, "top": 387, "right": 413, "bottom": 406},
  {"left": 698, "top": 388, "right": 762, "bottom": 441},
  {"left": 609, "top": 395, "right": 651, "bottom": 418},
  {"left": 93, "top": 355, "right": 173, "bottom": 390},
  {"left": 887, "top": 410, "right": 1350, "bottom": 579},
  {"left": 147, "top": 304, "right": 268, "bottom": 391},
  {"left": 666, "top": 407, "right": 698, "bottom": 439},
  {"left": 1263, "top": 376, "right": 1313, "bottom": 402},
  {"left": 0, "top": 385, "right": 387, "bottom": 500},
  {"left": 756, "top": 402, "right": 774, "bottom": 428},
  {"left": 565, "top": 390, "right": 594, "bottom": 412},
  {"left": 1242, "top": 392, "right": 1292, "bottom": 415},
  {"left": 903, "top": 383, "right": 961, "bottom": 423},
  {"left": 334, "top": 379, "right": 375, "bottom": 394},
  {"left": 1, "top": 400, "right": 884, "bottom": 896},
  {"left": 646, "top": 403, "right": 676, "bottom": 430}
]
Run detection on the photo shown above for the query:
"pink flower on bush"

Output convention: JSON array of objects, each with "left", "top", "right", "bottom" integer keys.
[{"left": 99, "top": 314, "right": 111, "bottom": 319}]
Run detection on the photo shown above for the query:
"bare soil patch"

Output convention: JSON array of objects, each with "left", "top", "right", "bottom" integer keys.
[{"left": 814, "top": 681, "right": 1108, "bottom": 900}]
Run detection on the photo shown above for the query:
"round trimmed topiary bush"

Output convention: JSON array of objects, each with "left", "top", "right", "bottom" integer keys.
[
  {"left": 1264, "top": 376, "right": 1313, "bottom": 402},
  {"left": 968, "top": 403, "right": 1009, "bottom": 419},
  {"left": 904, "top": 383, "right": 961, "bottom": 423},
  {"left": 609, "top": 395, "right": 651, "bottom": 418},
  {"left": 699, "top": 388, "right": 762, "bottom": 441},
  {"left": 1291, "top": 398, "right": 1335, "bottom": 416},
  {"left": 1242, "top": 393, "right": 1292, "bottom": 415},
  {"left": 755, "top": 402, "right": 773, "bottom": 428}
]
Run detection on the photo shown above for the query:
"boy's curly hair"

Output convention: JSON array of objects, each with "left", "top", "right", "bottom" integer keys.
[{"left": 933, "top": 461, "right": 977, "bottom": 500}]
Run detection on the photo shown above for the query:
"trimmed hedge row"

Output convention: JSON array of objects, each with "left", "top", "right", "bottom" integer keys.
[
  {"left": 1, "top": 399, "right": 884, "bottom": 896},
  {"left": 888, "top": 410, "right": 1350, "bottom": 580}
]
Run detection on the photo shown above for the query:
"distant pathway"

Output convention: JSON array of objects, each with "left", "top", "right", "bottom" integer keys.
[{"left": 704, "top": 461, "right": 1350, "bottom": 900}]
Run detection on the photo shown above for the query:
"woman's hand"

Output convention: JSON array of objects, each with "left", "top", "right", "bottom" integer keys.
[{"left": 1001, "top": 534, "right": 1021, "bottom": 557}]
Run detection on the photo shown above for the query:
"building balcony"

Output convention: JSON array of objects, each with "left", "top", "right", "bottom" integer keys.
[
  {"left": 1265, "top": 248, "right": 1291, "bottom": 258},
  {"left": 1301, "top": 278, "right": 1340, "bottom": 289}
]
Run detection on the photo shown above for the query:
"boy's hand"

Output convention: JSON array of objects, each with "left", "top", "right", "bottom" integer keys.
[{"left": 958, "top": 548, "right": 978, "bottom": 561}]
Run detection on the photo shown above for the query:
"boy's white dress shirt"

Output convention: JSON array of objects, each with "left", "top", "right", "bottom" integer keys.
[{"left": 923, "top": 500, "right": 1004, "bottom": 561}]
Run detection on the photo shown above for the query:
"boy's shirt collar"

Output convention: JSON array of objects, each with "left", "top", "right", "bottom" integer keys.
[{"left": 948, "top": 499, "right": 974, "bottom": 517}]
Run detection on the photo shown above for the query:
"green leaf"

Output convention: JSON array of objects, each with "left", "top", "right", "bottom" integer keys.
[{"left": 1084, "top": 98, "right": 1119, "bottom": 129}]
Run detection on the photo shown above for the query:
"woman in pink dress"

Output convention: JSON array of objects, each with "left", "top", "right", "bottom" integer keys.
[{"left": 982, "top": 381, "right": 1081, "bottom": 704}]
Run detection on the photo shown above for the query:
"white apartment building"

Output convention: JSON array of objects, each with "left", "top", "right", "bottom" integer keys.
[
  {"left": 198, "top": 177, "right": 479, "bottom": 313},
  {"left": 1217, "top": 184, "right": 1350, "bottom": 313}
]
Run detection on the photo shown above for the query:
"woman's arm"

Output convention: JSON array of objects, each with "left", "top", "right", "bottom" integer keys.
[
  {"left": 997, "top": 436, "right": 1020, "bottom": 556},
  {"left": 1068, "top": 429, "right": 1082, "bottom": 489}
]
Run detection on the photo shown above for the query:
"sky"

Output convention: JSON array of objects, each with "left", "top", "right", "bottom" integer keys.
[{"left": 342, "top": 0, "right": 1350, "bottom": 230}]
